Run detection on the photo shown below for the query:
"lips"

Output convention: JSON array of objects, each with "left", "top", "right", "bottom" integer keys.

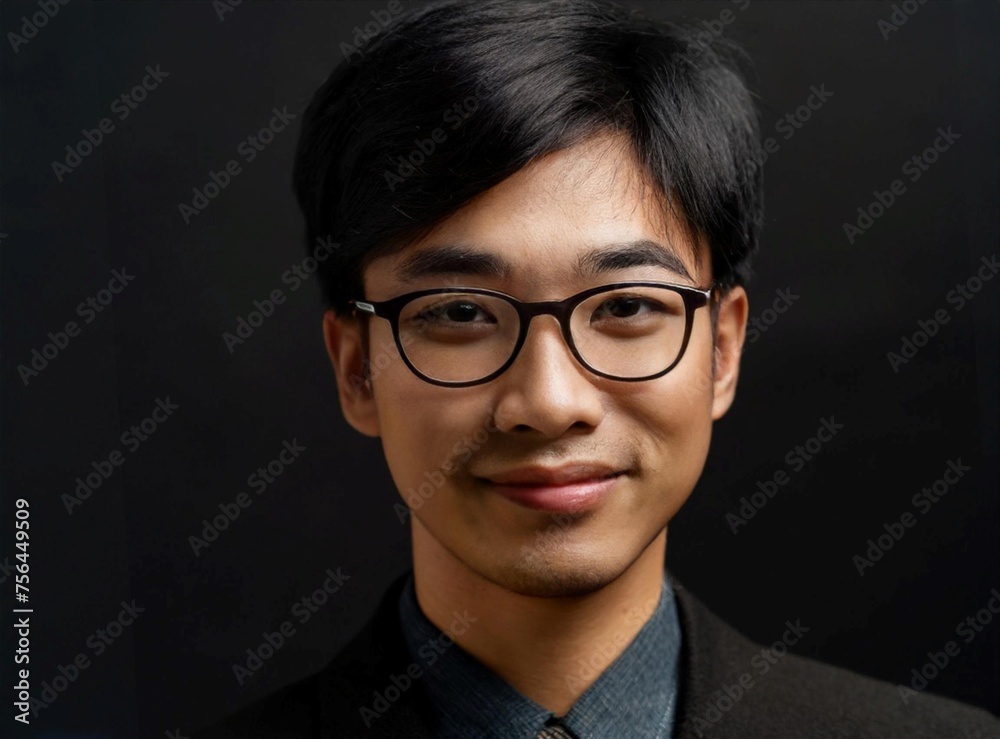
[
  {"left": 480, "top": 463, "right": 624, "bottom": 487},
  {"left": 476, "top": 463, "right": 626, "bottom": 513}
]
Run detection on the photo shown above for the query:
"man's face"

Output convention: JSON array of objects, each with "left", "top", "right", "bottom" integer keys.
[{"left": 325, "top": 133, "right": 747, "bottom": 597}]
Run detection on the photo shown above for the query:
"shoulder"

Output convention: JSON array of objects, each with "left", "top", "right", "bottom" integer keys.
[
  {"left": 192, "top": 572, "right": 434, "bottom": 739},
  {"left": 190, "top": 672, "right": 323, "bottom": 739},
  {"left": 669, "top": 577, "right": 1000, "bottom": 739},
  {"left": 190, "top": 641, "right": 371, "bottom": 739},
  {"left": 728, "top": 645, "right": 1000, "bottom": 739}
]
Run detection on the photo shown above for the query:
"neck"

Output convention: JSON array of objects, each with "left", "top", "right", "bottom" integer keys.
[{"left": 410, "top": 519, "right": 668, "bottom": 716}]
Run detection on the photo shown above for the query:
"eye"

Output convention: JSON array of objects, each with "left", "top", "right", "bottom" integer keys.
[
  {"left": 418, "top": 300, "right": 495, "bottom": 324},
  {"left": 592, "top": 296, "right": 665, "bottom": 320}
]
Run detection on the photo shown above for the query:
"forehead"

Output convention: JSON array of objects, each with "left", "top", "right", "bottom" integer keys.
[{"left": 364, "top": 133, "right": 708, "bottom": 295}]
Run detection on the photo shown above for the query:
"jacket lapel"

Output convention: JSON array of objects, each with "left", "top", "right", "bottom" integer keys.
[
  {"left": 317, "top": 571, "right": 436, "bottom": 738},
  {"left": 668, "top": 570, "right": 775, "bottom": 739},
  {"left": 318, "top": 567, "right": 752, "bottom": 738}
]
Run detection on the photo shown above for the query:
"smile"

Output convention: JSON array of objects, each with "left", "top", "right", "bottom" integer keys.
[{"left": 480, "top": 471, "right": 625, "bottom": 513}]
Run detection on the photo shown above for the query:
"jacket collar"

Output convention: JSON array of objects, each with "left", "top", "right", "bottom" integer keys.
[{"left": 316, "top": 567, "right": 761, "bottom": 738}]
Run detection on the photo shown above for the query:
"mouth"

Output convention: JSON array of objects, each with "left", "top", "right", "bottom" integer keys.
[{"left": 477, "top": 470, "right": 626, "bottom": 513}]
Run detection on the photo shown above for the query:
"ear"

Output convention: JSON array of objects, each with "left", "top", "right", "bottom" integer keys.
[
  {"left": 322, "top": 309, "right": 381, "bottom": 438},
  {"left": 711, "top": 285, "right": 748, "bottom": 420}
]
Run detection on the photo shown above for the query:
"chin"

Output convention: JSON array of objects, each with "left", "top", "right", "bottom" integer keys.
[{"left": 482, "top": 547, "right": 635, "bottom": 599}]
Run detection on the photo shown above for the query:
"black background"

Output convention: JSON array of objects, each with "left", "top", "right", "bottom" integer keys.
[{"left": 2, "top": 1, "right": 998, "bottom": 736}]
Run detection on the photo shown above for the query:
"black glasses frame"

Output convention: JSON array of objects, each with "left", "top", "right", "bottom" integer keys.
[{"left": 348, "top": 281, "right": 713, "bottom": 387}]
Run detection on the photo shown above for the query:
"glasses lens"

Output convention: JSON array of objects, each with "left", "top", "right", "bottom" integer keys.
[
  {"left": 399, "top": 292, "right": 520, "bottom": 383},
  {"left": 571, "top": 286, "right": 688, "bottom": 378}
]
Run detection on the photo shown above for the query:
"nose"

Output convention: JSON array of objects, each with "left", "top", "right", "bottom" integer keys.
[{"left": 491, "top": 313, "right": 605, "bottom": 437}]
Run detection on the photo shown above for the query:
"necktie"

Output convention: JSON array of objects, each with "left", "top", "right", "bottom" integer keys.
[{"left": 536, "top": 718, "right": 577, "bottom": 738}]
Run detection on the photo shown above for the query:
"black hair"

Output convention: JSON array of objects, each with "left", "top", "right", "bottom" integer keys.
[{"left": 292, "top": 0, "right": 764, "bottom": 317}]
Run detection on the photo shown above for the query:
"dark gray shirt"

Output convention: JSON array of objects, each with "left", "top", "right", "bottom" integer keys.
[{"left": 397, "top": 570, "right": 682, "bottom": 738}]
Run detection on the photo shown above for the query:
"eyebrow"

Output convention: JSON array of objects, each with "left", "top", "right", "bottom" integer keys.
[{"left": 394, "top": 239, "right": 694, "bottom": 284}]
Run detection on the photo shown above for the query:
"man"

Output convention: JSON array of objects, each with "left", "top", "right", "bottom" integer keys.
[{"left": 197, "top": 0, "right": 1000, "bottom": 736}]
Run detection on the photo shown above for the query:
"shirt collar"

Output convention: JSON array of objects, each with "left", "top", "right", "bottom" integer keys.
[{"left": 397, "top": 569, "right": 682, "bottom": 739}]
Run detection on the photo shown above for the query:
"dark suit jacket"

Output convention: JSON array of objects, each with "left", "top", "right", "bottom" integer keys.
[{"left": 196, "top": 570, "right": 1000, "bottom": 738}]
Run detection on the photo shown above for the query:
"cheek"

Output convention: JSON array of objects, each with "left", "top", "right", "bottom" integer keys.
[
  {"left": 627, "top": 337, "right": 715, "bottom": 493},
  {"left": 375, "top": 376, "right": 488, "bottom": 507},
  {"left": 377, "top": 391, "right": 439, "bottom": 495},
  {"left": 646, "top": 330, "right": 716, "bottom": 426}
]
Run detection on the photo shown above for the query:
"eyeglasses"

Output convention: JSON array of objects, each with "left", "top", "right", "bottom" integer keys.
[{"left": 348, "top": 281, "right": 712, "bottom": 387}]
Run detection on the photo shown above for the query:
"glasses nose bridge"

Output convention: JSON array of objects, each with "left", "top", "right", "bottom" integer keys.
[
  {"left": 516, "top": 296, "right": 577, "bottom": 339},
  {"left": 506, "top": 296, "right": 583, "bottom": 376}
]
